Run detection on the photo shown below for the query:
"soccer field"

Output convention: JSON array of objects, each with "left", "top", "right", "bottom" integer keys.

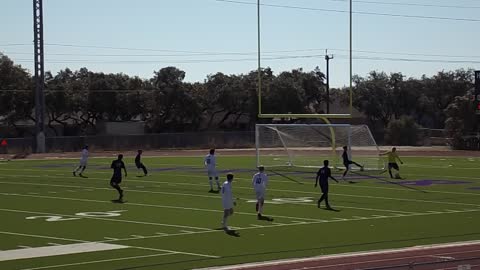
[{"left": 0, "top": 153, "right": 479, "bottom": 270}]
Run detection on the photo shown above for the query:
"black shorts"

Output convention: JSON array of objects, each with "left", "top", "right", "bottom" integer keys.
[
  {"left": 320, "top": 183, "right": 329, "bottom": 194},
  {"left": 110, "top": 176, "right": 122, "bottom": 184},
  {"left": 344, "top": 161, "right": 353, "bottom": 168},
  {"left": 388, "top": 163, "right": 399, "bottom": 170}
]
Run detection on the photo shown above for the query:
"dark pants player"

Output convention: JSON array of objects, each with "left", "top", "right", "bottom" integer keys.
[{"left": 110, "top": 154, "right": 127, "bottom": 201}]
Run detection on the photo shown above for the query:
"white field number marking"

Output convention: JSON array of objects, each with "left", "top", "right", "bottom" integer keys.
[
  {"left": 246, "top": 197, "right": 314, "bottom": 204},
  {"left": 26, "top": 210, "right": 127, "bottom": 222}
]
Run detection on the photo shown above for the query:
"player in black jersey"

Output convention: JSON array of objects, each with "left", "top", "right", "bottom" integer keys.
[
  {"left": 110, "top": 154, "right": 127, "bottom": 201},
  {"left": 315, "top": 160, "right": 338, "bottom": 210},
  {"left": 135, "top": 150, "right": 148, "bottom": 176},
  {"left": 341, "top": 146, "right": 364, "bottom": 182}
]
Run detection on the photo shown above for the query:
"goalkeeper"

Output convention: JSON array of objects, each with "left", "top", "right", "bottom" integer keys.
[{"left": 381, "top": 147, "right": 404, "bottom": 179}]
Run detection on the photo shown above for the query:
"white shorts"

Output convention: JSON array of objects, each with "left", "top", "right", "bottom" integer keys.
[
  {"left": 207, "top": 169, "right": 218, "bottom": 178},
  {"left": 222, "top": 200, "right": 233, "bottom": 210},
  {"left": 79, "top": 160, "right": 87, "bottom": 167},
  {"left": 255, "top": 189, "right": 266, "bottom": 200}
]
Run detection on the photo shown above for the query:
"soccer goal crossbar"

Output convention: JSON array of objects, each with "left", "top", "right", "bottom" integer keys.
[{"left": 255, "top": 124, "right": 384, "bottom": 170}]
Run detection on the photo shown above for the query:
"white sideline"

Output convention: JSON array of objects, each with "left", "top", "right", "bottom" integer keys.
[
  {"left": 193, "top": 240, "right": 480, "bottom": 270},
  {"left": 0, "top": 243, "right": 128, "bottom": 262}
]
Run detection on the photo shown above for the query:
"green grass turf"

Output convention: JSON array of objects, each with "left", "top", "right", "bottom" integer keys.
[{"left": 0, "top": 154, "right": 479, "bottom": 270}]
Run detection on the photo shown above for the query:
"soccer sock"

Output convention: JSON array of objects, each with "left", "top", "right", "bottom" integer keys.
[
  {"left": 80, "top": 166, "right": 85, "bottom": 173},
  {"left": 389, "top": 170, "right": 393, "bottom": 178},
  {"left": 325, "top": 195, "right": 330, "bottom": 208},
  {"left": 215, "top": 178, "right": 220, "bottom": 188},
  {"left": 318, "top": 194, "right": 326, "bottom": 204},
  {"left": 142, "top": 165, "right": 148, "bottom": 175},
  {"left": 209, "top": 178, "right": 213, "bottom": 189},
  {"left": 255, "top": 202, "right": 259, "bottom": 212},
  {"left": 222, "top": 216, "right": 228, "bottom": 227},
  {"left": 259, "top": 203, "right": 263, "bottom": 214}
]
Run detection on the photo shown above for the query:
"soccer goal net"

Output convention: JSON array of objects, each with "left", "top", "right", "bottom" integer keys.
[{"left": 256, "top": 124, "right": 384, "bottom": 170}]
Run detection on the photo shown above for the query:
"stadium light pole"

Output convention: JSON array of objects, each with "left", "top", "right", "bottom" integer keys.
[
  {"left": 33, "top": 0, "right": 46, "bottom": 153},
  {"left": 349, "top": 0, "right": 353, "bottom": 116},
  {"left": 257, "top": 0, "right": 262, "bottom": 116}
]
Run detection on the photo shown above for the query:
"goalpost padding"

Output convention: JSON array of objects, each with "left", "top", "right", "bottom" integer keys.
[{"left": 255, "top": 124, "right": 384, "bottom": 170}]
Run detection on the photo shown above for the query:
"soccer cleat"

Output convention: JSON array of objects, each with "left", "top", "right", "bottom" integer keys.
[{"left": 257, "top": 213, "right": 262, "bottom": 220}]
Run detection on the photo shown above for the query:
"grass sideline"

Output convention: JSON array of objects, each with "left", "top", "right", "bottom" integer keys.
[{"left": 0, "top": 155, "right": 479, "bottom": 270}]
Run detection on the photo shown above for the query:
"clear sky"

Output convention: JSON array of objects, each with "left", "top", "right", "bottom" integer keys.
[{"left": 1, "top": 0, "right": 479, "bottom": 87}]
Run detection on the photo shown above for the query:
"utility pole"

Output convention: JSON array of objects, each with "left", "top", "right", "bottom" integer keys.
[
  {"left": 33, "top": 0, "right": 46, "bottom": 153},
  {"left": 325, "top": 50, "right": 334, "bottom": 114}
]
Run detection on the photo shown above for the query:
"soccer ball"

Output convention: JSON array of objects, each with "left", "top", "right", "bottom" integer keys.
[{"left": 394, "top": 173, "right": 402, "bottom": 179}]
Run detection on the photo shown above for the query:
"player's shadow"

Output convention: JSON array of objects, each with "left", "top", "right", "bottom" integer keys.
[
  {"left": 79, "top": 175, "right": 88, "bottom": 178},
  {"left": 258, "top": 215, "right": 274, "bottom": 222},
  {"left": 324, "top": 207, "right": 341, "bottom": 212},
  {"left": 208, "top": 190, "right": 220, "bottom": 194},
  {"left": 213, "top": 228, "right": 240, "bottom": 237},
  {"left": 111, "top": 199, "right": 125, "bottom": 204},
  {"left": 225, "top": 230, "right": 240, "bottom": 237}
]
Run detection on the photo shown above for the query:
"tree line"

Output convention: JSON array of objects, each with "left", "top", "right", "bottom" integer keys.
[{"left": 0, "top": 53, "right": 477, "bottom": 148}]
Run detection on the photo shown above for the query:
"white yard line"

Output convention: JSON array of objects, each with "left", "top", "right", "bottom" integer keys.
[
  {"left": 2, "top": 166, "right": 480, "bottom": 197},
  {"left": 0, "top": 243, "right": 129, "bottom": 262},
  {"left": 100, "top": 209, "right": 480, "bottom": 243},
  {"left": 0, "top": 208, "right": 213, "bottom": 232},
  {"left": 0, "top": 180, "right": 438, "bottom": 217},
  {"left": 0, "top": 186, "right": 327, "bottom": 222}
]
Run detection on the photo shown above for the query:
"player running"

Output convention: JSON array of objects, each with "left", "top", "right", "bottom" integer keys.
[
  {"left": 73, "top": 145, "right": 89, "bottom": 177},
  {"left": 204, "top": 149, "right": 220, "bottom": 192},
  {"left": 341, "top": 145, "right": 363, "bottom": 182},
  {"left": 110, "top": 154, "right": 127, "bottom": 201},
  {"left": 315, "top": 160, "right": 338, "bottom": 210},
  {"left": 381, "top": 147, "right": 404, "bottom": 179},
  {"left": 221, "top": 173, "right": 236, "bottom": 231},
  {"left": 135, "top": 150, "right": 148, "bottom": 176},
  {"left": 252, "top": 166, "right": 268, "bottom": 219}
]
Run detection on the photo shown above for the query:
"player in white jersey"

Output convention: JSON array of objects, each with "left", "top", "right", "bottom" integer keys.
[
  {"left": 221, "top": 173, "right": 235, "bottom": 230},
  {"left": 73, "top": 145, "right": 89, "bottom": 177},
  {"left": 204, "top": 149, "right": 220, "bottom": 192},
  {"left": 252, "top": 166, "right": 269, "bottom": 219}
]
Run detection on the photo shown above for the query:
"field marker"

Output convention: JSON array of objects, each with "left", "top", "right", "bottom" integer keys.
[
  {"left": 18, "top": 246, "right": 32, "bottom": 249},
  {"left": 330, "top": 218, "right": 348, "bottom": 221},
  {"left": 249, "top": 224, "right": 264, "bottom": 228},
  {"left": 47, "top": 243, "right": 62, "bottom": 246},
  {"left": 180, "top": 230, "right": 197, "bottom": 233},
  {"left": 0, "top": 180, "right": 418, "bottom": 220},
  {"left": 0, "top": 207, "right": 214, "bottom": 232},
  {"left": 0, "top": 183, "right": 326, "bottom": 222},
  {"left": 47, "top": 191, "right": 57, "bottom": 194},
  {"left": 103, "top": 237, "right": 118, "bottom": 241},
  {"left": 0, "top": 243, "right": 128, "bottom": 262},
  {"left": 130, "top": 235, "right": 145, "bottom": 238},
  {"left": 371, "top": 215, "right": 387, "bottom": 218},
  {"left": 155, "top": 232, "right": 168, "bottom": 236},
  {"left": 352, "top": 216, "right": 367, "bottom": 219},
  {"left": 130, "top": 245, "right": 220, "bottom": 258}
]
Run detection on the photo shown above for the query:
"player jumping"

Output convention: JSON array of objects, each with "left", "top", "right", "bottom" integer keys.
[
  {"left": 252, "top": 166, "right": 269, "bottom": 220},
  {"left": 315, "top": 160, "right": 338, "bottom": 210},
  {"left": 221, "top": 173, "right": 236, "bottom": 231},
  {"left": 135, "top": 150, "right": 148, "bottom": 176},
  {"left": 73, "top": 145, "right": 89, "bottom": 177},
  {"left": 110, "top": 154, "right": 127, "bottom": 201},
  {"left": 204, "top": 149, "right": 220, "bottom": 192},
  {"left": 341, "top": 146, "right": 363, "bottom": 182},
  {"left": 381, "top": 147, "right": 404, "bottom": 179}
]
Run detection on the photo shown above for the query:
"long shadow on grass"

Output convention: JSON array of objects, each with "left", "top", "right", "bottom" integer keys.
[{"left": 113, "top": 232, "right": 480, "bottom": 270}]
